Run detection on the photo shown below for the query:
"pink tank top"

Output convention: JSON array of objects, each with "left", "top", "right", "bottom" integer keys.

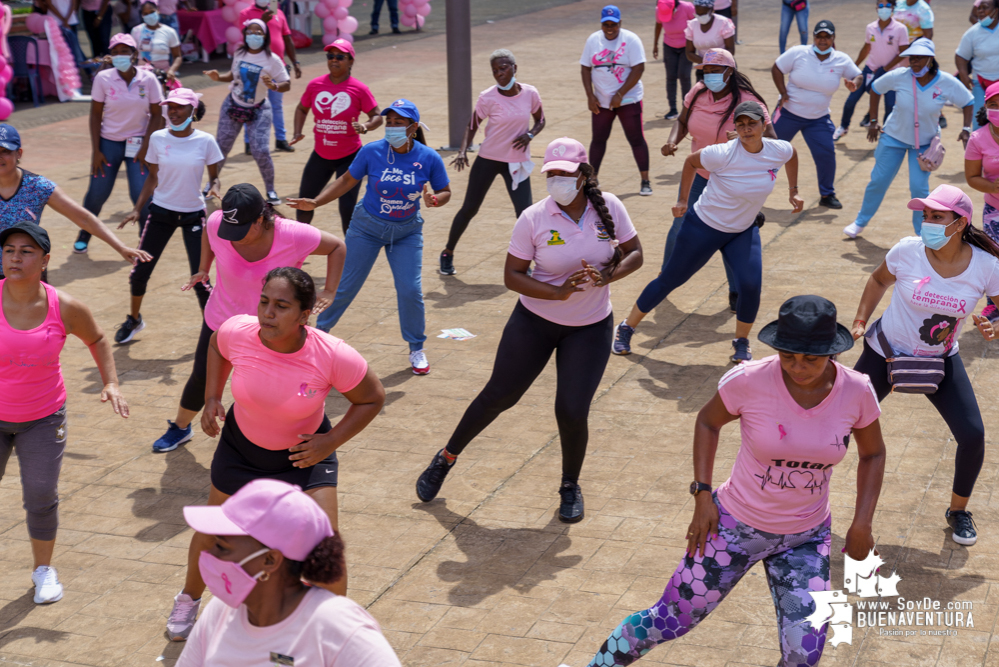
[{"left": 0, "top": 280, "right": 67, "bottom": 422}]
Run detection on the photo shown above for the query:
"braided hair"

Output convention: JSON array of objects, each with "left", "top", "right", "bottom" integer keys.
[{"left": 578, "top": 163, "right": 623, "bottom": 275}]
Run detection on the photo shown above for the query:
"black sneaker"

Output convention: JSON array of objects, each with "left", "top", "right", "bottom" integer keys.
[
  {"left": 368, "top": 28, "right": 378, "bottom": 34},
  {"left": 730, "top": 337, "right": 752, "bottom": 364},
  {"left": 819, "top": 195, "right": 843, "bottom": 209},
  {"left": 392, "top": 27, "right": 401, "bottom": 34},
  {"left": 939, "top": 115, "right": 948, "bottom": 129},
  {"left": 275, "top": 139, "right": 295, "bottom": 153},
  {"left": 558, "top": 482, "right": 584, "bottom": 523},
  {"left": 859, "top": 113, "right": 871, "bottom": 128},
  {"left": 639, "top": 180, "right": 653, "bottom": 196},
  {"left": 416, "top": 449, "right": 454, "bottom": 501},
  {"left": 728, "top": 291, "right": 738, "bottom": 313},
  {"left": 114, "top": 314, "right": 145, "bottom": 344},
  {"left": 440, "top": 250, "right": 455, "bottom": 276},
  {"left": 946, "top": 509, "right": 977, "bottom": 546},
  {"left": 665, "top": 109, "right": 679, "bottom": 120}
]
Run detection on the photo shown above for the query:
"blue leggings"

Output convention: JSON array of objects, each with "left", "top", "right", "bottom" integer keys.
[{"left": 636, "top": 209, "right": 762, "bottom": 323}]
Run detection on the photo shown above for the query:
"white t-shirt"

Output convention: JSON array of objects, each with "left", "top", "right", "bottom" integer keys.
[
  {"left": 579, "top": 28, "right": 646, "bottom": 109},
  {"left": 774, "top": 46, "right": 861, "bottom": 119},
  {"left": 870, "top": 236, "right": 999, "bottom": 358},
  {"left": 693, "top": 138, "right": 795, "bottom": 233},
  {"left": 230, "top": 50, "right": 291, "bottom": 108},
  {"left": 957, "top": 22, "right": 999, "bottom": 82},
  {"left": 176, "top": 588, "right": 402, "bottom": 667},
  {"left": 146, "top": 129, "right": 224, "bottom": 212},
  {"left": 131, "top": 24, "right": 180, "bottom": 67},
  {"left": 873, "top": 69, "right": 973, "bottom": 147},
  {"left": 50, "top": 0, "right": 78, "bottom": 25}
]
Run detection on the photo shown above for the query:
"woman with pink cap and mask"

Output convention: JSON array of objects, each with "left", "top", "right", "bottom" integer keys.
[
  {"left": 176, "top": 479, "right": 401, "bottom": 666},
  {"left": 851, "top": 184, "right": 999, "bottom": 547}
]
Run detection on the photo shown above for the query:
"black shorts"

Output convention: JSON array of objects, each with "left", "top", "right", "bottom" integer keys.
[{"left": 210, "top": 407, "right": 338, "bottom": 496}]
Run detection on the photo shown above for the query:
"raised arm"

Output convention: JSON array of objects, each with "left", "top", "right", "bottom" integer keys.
[
  {"left": 46, "top": 186, "right": 152, "bottom": 264},
  {"left": 285, "top": 171, "right": 362, "bottom": 211}
]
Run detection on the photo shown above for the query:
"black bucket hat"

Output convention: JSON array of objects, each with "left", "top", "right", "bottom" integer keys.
[{"left": 757, "top": 295, "right": 854, "bottom": 356}]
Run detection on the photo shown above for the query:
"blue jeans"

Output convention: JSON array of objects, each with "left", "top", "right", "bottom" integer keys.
[
  {"left": 316, "top": 203, "right": 426, "bottom": 350},
  {"left": 159, "top": 12, "right": 179, "bottom": 32},
  {"left": 664, "top": 173, "right": 736, "bottom": 290},
  {"left": 973, "top": 78, "right": 986, "bottom": 131},
  {"left": 840, "top": 65, "right": 896, "bottom": 128},
  {"left": 774, "top": 109, "right": 836, "bottom": 197},
  {"left": 853, "top": 133, "right": 931, "bottom": 233},
  {"left": 78, "top": 136, "right": 150, "bottom": 244},
  {"left": 246, "top": 87, "right": 286, "bottom": 144},
  {"left": 779, "top": 3, "right": 809, "bottom": 54},
  {"left": 60, "top": 25, "right": 88, "bottom": 67},
  {"left": 370, "top": 0, "right": 399, "bottom": 30}
]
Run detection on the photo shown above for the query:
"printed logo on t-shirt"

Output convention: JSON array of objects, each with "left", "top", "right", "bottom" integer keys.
[
  {"left": 313, "top": 90, "right": 353, "bottom": 147},
  {"left": 768, "top": 168, "right": 780, "bottom": 181},
  {"left": 547, "top": 230, "right": 566, "bottom": 245},
  {"left": 755, "top": 462, "right": 830, "bottom": 494},
  {"left": 374, "top": 167, "right": 421, "bottom": 217},
  {"left": 594, "top": 221, "right": 610, "bottom": 241},
  {"left": 238, "top": 61, "right": 264, "bottom": 104},
  {"left": 918, "top": 313, "right": 958, "bottom": 351},
  {"left": 269, "top": 652, "right": 294, "bottom": 666},
  {"left": 298, "top": 382, "right": 318, "bottom": 399},
  {"left": 590, "top": 43, "right": 629, "bottom": 83}
]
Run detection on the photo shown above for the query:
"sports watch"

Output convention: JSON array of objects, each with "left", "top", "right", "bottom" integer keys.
[{"left": 689, "top": 481, "right": 711, "bottom": 496}]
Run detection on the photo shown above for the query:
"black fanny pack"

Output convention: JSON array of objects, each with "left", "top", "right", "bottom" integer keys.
[
  {"left": 226, "top": 99, "right": 264, "bottom": 124},
  {"left": 870, "top": 319, "right": 945, "bottom": 394}
]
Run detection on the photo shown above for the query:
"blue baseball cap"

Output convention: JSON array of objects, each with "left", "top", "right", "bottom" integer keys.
[
  {"left": 381, "top": 99, "right": 420, "bottom": 124},
  {"left": 601, "top": 5, "right": 621, "bottom": 22},
  {"left": 0, "top": 124, "right": 21, "bottom": 151}
]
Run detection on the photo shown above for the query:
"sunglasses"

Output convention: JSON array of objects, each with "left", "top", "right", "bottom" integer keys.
[
  {"left": 326, "top": 53, "right": 350, "bottom": 61},
  {"left": 877, "top": 2, "right": 891, "bottom": 7}
]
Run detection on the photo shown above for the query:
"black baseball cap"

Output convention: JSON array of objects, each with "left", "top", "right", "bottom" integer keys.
[
  {"left": 0, "top": 221, "right": 50, "bottom": 254},
  {"left": 813, "top": 19, "right": 835, "bottom": 36},
  {"left": 733, "top": 100, "right": 766, "bottom": 121},
  {"left": 218, "top": 183, "right": 265, "bottom": 242}
]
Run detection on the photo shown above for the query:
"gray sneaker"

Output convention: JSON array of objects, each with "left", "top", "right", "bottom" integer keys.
[{"left": 167, "top": 592, "right": 201, "bottom": 641}]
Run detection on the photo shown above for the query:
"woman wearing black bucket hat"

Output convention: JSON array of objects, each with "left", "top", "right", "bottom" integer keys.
[{"left": 581, "top": 294, "right": 886, "bottom": 667}]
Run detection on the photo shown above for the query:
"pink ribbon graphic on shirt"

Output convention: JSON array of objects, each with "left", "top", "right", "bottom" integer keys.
[
  {"left": 23, "top": 208, "right": 36, "bottom": 220},
  {"left": 221, "top": 573, "right": 233, "bottom": 594},
  {"left": 778, "top": 424, "right": 787, "bottom": 440},
  {"left": 298, "top": 383, "right": 309, "bottom": 397},
  {"left": 959, "top": 299, "right": 967, "bottom": 313},
  {"left": 913, "top": 276, "right": 931, "bottom": 294}
]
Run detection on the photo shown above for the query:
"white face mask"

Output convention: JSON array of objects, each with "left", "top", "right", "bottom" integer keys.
[
  {"left": 547, "top": 175, "right": 582, "bottom": 206},
  {"left": 697, "top": 13, "right": 712, "bottom": 24}
]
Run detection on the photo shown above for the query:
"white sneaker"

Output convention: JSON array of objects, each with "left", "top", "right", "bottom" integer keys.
[
  {"left": 843, "top": 222, "right": 864, "bottom": 238},
  {"left": 409, "top": 349, "right": 430, "bottom": 375},
  {"left": 32, "top": 566, "right": 63, "bottom": 604},
  {"left": 167, "top": 592, "right": 202, "bottom": 641},
  {"left": 832, "top": 126, "right": 848, "bottom": 141}
]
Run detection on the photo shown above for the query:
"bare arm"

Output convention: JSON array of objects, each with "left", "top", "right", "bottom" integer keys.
[
  {"left": 786, "top": 147, "right": 804, "bottom": 212},
  {"left": 685, "top": 39, "right": 701, "bottom": 64},
  {"left": 687, "top": 393, "right": 740, "bottom": 557},
  {"left": 311, "top": 231, "right": 347, "bottom": 314},
  {"left": 504, "top": 253, "right": 594, "bottom": 301},
  {"left": 137, "top": 101, "right": 163, "bottom": 169},
  {"left": 168, "top": 45, "right": 183, "bottom": 79},
  {"left": 966, "top": 158, "right": 999, "bottom": 195},
  {"left": 125, "top": 162, "right": 158, "bottom": 224},
  {"left": 290, "top": 103, "right": 309, "bottom": 145},
  {"left": 89, "top": 101, "right": 106, "bottom": 177},
  {"left": 663, "top": 104, "right": 691, "bottom": 154},
  {"left": 956, "top": 55, "right": 973, "bottom": 89},
  {"left": 855, "top": 43, "right": 871, "bottom": 67},
  {"left": 286, "top": 171, "right": 362, "bottom": 210},
  {"left": 672, "top": 150, "right": 705, "bottom": 217},
  {"left": 451, "top": 113, "right": 481, "bottom": 171},
  {"left": 47, "top": 186, "right": 150, "bottom": 264},
  {"left": 581, "top": 65, "right": 600, "bottom": 114},
  {"left": 851, "top": 260, "right": 897, "bottom": 339},
  {"left": 60, "top": 292, "right": 129, "bottom": 417},
  {"left": 771, "top": 63, "right": 788, "bottom": 107},
  {"left": 846, "top": 419, "right": 886, "bottom": 560},
  {"left": 723, "top": 35, "right": 735, "bottom": 55},
  {"left": 653, "top": 21, "right": 662, "bottom": 60},
  {"left": 201, "top": 332, "right": 234, "bottom": 438},
  {"left": 921, "top": 27, "right": 933, "bottom": 40}
]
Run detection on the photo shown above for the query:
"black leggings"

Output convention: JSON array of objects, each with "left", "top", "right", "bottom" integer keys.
[
  {"left": 663, "top": 43, "right": 692, "bottom": 112},
  {"left": 446, "top": 156, "right": 533, "bottom": 252},
  {"left": 854, "top": 338, "right": 985, "bottom": 498},
  {"left": 444, "top": 301, "right": 613, "bottom": 484},
  {"left": 180, "top": 319, "right": 214, "bottom": 413},
  {"left": 590, "top": 101, "right": 650, "bottom": 175},
  {"left": 129, "top": 204, "right": 209, "bottom": 309},
  {"left": 297, "top": 149, "right": 362, "bottom": 232}
]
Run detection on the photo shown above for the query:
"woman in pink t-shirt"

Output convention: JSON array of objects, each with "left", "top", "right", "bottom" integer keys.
[
  {"left": 685, "top": 0, "right": 736, "bottom": 80},
  {"left": 440, "top": 49, "right": 546, "bottom": 276},
  {"left": 654, "top": 0, "right": 696, "bottom": 119},
  {"left": 150, "top": 183, "right": 345, "bottom": 456},
  {"left": 582, "top": 295, "right": 886, "bottom": 667},
  {"left": 0, "top": 222, "right": 130, "bottom": 607},
  {"left": 167, "top": 268, "right": 384, "bottom": 641},
  {"left": 416, "top": 137, "right": 643, "bottom": 523},
  {"left": 965, "top": 81, "right": 999, "bottom": 321},
  {"left": 291, "top": 38, "right": 381, "bottom": 233}
]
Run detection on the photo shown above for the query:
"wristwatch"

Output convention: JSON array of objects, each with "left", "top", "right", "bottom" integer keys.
[
  {"left": 526, "top": 132, "right": 534, "bottom": 140},
  {"left": 963, "top": 126, "right": 973, "bottom": 133},
  {"left": 689, "top": 481, "right": 711, "bottom": 496}
]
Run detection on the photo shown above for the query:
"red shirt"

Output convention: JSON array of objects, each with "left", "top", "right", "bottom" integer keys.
[
  {"left": 299, "top": 75, "right": 378, "bottom": 160},
  {"left": 238, "top": 6, "right": 292, "bottom": 61}
]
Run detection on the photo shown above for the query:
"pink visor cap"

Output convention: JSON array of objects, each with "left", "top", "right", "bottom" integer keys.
[
  {"left": 986, "top": 81, "right": 999, "bottom": 102},
  {"left": 324, "top": 38, "right": 356, "bottom": 58},
  {"left": 702, "top": 48, "right": 736, "bottom": 69},
  {"left": 160, "top": 87, "right": 202, "bottom": 107},
  {"left": 541, "top": 137, "right": 588, "bottom": 173},
  {"left": 907, "top": 184, "right": 974, "bottom": 221},
  {"left": 184, "top": 479, "right": 334, "bottom": 561},
  {"left": 109, "top": 33, "right": 137, "bottom": 50}
]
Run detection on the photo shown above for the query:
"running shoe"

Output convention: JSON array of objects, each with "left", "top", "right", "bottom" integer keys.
[
  {"left": 832, "top": 126, "right": 848, "bottom": 141},
  {"left": 983, "top": 304, "right": 999, "bottom": 323},
  {"left": 416, "top": 449, "right": 454, "bottom": 501},
  {"left": 639, "top": 180, "right": 653, "bottom": 196},
  {"left": 939, "top": 114, "right": 948, "bottom": 129},
  {"left": 859, "top": 113, "right": 871, "bottom": 128},
  {"left": 153, "top": 420, "right": 193, "bottom": 453},
  {"left": 32, "top": 566, "right": 63, "bottom": 604},
  {"left": 73, "top": 240, "right": 88, "bottom": 254},
  {"left": 440, "top": 250, "right": 456, "bottom": 276},
  {"left": 265, "top": 191, "right": 281, "bottom": 205},
  {"left": 114, "top": 314, "right": 145, "bottom": 344},
  {"left": 167, "top": 592, "right": 201, "bottom": 641},
  {"left": 728, "top": 291, "right": 738, "bottom": 314},
  {"left": 730, "top": 337, "right": 752, "bottom": 364},
  {"left": 843, "top": 222, "right": 864, "bottom": 238},
  {"left": 558, "top": 481, "right": 584, "bottom": 523},
  {"left": 665, "top": 109, "right": 679, "bottom": 120},
  {"left": 612, "top": 321, "right": 635, "bottom": 355},
  {"left": 410, "top": 349, "right": 430, "bottom": 375},
  {"left": 819, "top": 195, "right": 843, "bottom": 210},
  {"left": 946, "top": 509, "right": 977, "bottom": 546},
  {"left": 275, "top": 139, "right": 295, "bottom": 153}
]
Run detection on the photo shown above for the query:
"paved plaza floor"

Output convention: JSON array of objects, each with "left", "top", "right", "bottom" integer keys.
[{"left": 2, "top": 0, "right": 999, "bottom": 665}]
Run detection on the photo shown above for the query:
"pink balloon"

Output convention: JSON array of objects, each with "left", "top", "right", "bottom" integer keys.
[
  {"left": 25, "top": 13, "right": 45, "bottom": 34},
  {"left": 221, "top": 6, "right": 236, "bottom": 23},
  {"left": 412, "top": 0, "right": 429, "bottom": 6},
  {"left": 416, "top": 14, "right": 425, "bottom": 27},
  {"left": 322, "top": 0, "right": 338, "bottom": 7},
  {"left": 417, "top": 4, "right": 430, "bottom": 16},
  {"left": 322, "top": 15, "right": 338, "bottom": 31},
  {"left": 234, "top": 2, "right": 252, "bottom": 13},
  {"left": 321, "top": 32, "right": 339, "bottom": 46},
  {"left": 400, "top": 13, "right": 415, "bottom": 27},
  {"left": 340, "top": 15, "right": 358, "bottom": 32},
  {"left": 403, "top": 4, "right": 417, "bottom": 16},
  {"left": 0, "top": 98, "right": 13, "bottom": 121},
  {"left": 225, "top": 25, "right": 242, "bottom": 43},
  {"left": 338, "top": 32, "right": 354, "bottom": 43},
  {"left": 226, "top": 41, "right": 238, "bottom": 54},
  {"left": 314, "top": 3, "right": 331, "bottom": 18},
  {"left": 337, "top": 0, "right": 352, "bottom": 7},
  {"left": 333, "top": 6, "right": 349, "bottom": 19}
]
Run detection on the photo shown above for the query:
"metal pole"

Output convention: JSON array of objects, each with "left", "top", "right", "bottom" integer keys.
[{"left": 444, "top": 0, "right": 472, "bottom": 151}]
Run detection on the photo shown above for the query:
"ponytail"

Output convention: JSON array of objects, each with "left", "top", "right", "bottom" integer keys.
[
  {"left": 977, "top": 105, "right": 989, "bottom": 128},
  {"left": 284, "top": 533, "right": 346, "bottom": 585},
  {"left": 578, "top": 163, "right": 623, "bottom": 275},
  {"left": 963, "top": 221, "right": 999, "bottom": 260}
]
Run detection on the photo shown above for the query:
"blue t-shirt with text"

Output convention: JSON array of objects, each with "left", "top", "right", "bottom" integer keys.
[{"left": 349, "top": 139, "right": 449, "bottom": 222}]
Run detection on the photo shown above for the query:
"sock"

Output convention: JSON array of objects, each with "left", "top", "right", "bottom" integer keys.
[{"left": 442, "top": 449, "right": 457, "bottom": 464}]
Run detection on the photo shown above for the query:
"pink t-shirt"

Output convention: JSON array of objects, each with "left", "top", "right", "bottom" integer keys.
[
  {"left": 474, "top": 83, "right": 542, "bottom": 163},
  {"left": 508, "top": 193, "right": 637, "bottom": 327},
  {"left": 684, "top": 15, "right": 735, "bottom": 56},
  {"left": 158, "top": 0, "right": 178, "bottom": 14},
  {"left": 0, "top": 280, "right": 67, "bottom": 422},
  {"left": 217, "top": 315, "right": 368, "bottom": 450},
  {"left": 238, "top": 6, "right": 292, "bottom": 60},
  {"left": 300, "top": 76, "right": 378, "bottom": 161},
  {"left": 204, "top": 212, "right": 323, "bottom": 331},
  {"left": 660, "top": 1, "right": 696, "bottom": 49},
  {"left": 90, "top": 67, "right": 163, "bottom": 142},
  {"left": 965, "top": 127, "right": 999, "bottom": 209},
  {"left": 683, "top": 83, "right": 771, "bottom": 179},
  {"left": 176, "top": 588, "right": 402, "bottom": 667},
  {"left": 864, "top": 19, "right": 909, "bottom": 72},
  {"left": 716, "top": 356, "right": 881, "bottom": 534}
]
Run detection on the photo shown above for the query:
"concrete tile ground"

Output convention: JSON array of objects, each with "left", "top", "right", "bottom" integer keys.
[{"left": 0, "top": 0, "right": 996, "bottom": 665}]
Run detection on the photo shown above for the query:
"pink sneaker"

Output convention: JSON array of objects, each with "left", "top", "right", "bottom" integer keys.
[{"left": 983, "top": 304, "right": 999, "bottom": 323}]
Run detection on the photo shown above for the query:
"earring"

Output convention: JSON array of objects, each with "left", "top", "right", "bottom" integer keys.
[{"left": 259, "top": 571, "right": 270, "bottom": 582}]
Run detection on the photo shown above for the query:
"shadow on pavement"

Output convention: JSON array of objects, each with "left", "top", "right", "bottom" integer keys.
[
  {"left": 0, "top": 593, "right": 70, "bottom": 652},
  {"left": 425, "top": 276, "right": 509, "bottom": 309},
  {"left": 128, "top": 446, "right": 210, "bottom": 542}
]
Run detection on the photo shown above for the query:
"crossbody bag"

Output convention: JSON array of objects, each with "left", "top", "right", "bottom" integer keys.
[{"left": 870, "top": 319, "right": 945, "bottom": 394}]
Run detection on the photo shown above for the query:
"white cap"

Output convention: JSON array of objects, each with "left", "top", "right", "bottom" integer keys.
[{"left": 901, "top": 38, "right": 935, "bottom": 58}]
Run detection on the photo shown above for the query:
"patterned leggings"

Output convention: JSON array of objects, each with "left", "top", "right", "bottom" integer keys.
[
  {"left": 216, "top": 95, "right": 276, "bottom": 193},
  {"left": 587, "top": 495, "right": 830, "bottom": 667}
]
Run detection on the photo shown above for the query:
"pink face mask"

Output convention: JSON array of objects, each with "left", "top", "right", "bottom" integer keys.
[
  {"left": 988, "top": 108, "right": 999, "bottom": 127},
  {"left": 198, "top": 547, "right": 270, "bottom": 608}
]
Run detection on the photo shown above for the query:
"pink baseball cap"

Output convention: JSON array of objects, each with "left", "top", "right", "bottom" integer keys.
[
  {"left": 907, "top": 184, "right": 974, "bottom": 221},
  {"left": 108, "top": 33, "right": 137, "bottom": 51},
  {"left": 541, "top": 137, "right": 588, "bottom": 173},
  {"left": 184, "top": 479, "right": 334, "bottom": 562},
  {"left": 160, "top": 87, "right": 202, "bottom": 107},
  {"left": 702, "top": 48, "right": 736, "bottom": 69},
  {"left": 324, "top": 38, "right": 356, "bottom": 58},
  {"left": 986, "top": 81, "right": 999, "bottom": 102}
]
